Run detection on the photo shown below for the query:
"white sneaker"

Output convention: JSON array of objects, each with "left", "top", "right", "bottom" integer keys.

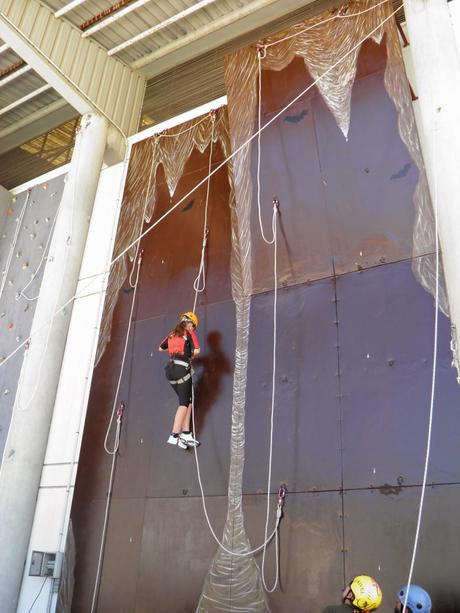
[
  {"left": 180, "top": 432, "right": 200, "bottom": 447},
  {"left": 167, "top": 435, "right": 187, "bottom": 449}
]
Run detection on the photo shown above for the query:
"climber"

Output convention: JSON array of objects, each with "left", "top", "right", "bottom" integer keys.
[
  {"left": 159, "top": 311, "right": 201, "bottom": 449},
  {"left": 394, "top": 585, "right": 432, "bottom": 613},
  {"left": 322, "top": 575, "right": 383, "bottom": 613}
]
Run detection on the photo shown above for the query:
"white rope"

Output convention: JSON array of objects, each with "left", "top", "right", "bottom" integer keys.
[
  {"left": 157, "top": 113, "right": 211, "bottom": 138},
  {"left": 90, "top": 408, "right": 123, "bottom": 613},
  {"left": 91, "top": 185, "right": 145, "bottom": 609},
  {"left": 19, "top": 199, "right": 62, "bottom": 301},
  {"left": 188, "top": 114, "right": 282, "bottom": 558},
  {"left": 261, "top": 202, "right": 280, "bottom": 591},
  {"left": 128, "top": 138, "right": 158, "bottom": 288},
  {"left": 15, "top": 177, "right": 77, "bottom": 414},
  {"left": 0, "top": 189, "right": 30, "bottom": 301},
  {"left": 264, "top": 0, "right": 391, "bottom": 49},
  {"left": 192, "top": 113, "right": 215, "bottom": 313},
  {"left": 401, "top": 114, "right": 439, "bottom": 613},
  {"left": 256, "top": 52, "right": 275, "bottom": 245},
  {"left": 191, "top": 385, "right": 282, "bottom": 557},
  {"left": 0, "top": 5, "right": 403, "bottom": 372},
  {"left": 104, "top": 252, "right": 142, "bottom": 455}
]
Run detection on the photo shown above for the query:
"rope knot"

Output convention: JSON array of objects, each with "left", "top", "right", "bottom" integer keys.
[{"left": 256, "top": 43, "right": 267, "bottom": 59}]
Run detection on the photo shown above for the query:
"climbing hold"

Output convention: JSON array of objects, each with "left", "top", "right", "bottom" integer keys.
[
  {"left": 29, "top": 233, "right": 36, "bottom": 240},
  {"left": 22, "top": 262, "right": 29, "bottom": 269},
  {"left": 15, "top": 251, "right": 21, "bottom": 258},
  {"left": 23, "top": 304, "right": 29, "bottom": 312},
  {"left": 0, "top": 312, "right": 5, "bottom": 318},
  {"left": 45, "top": 217, "right": 50, "bottom": 223},
  {"left": 16, "top": 336, "right": 21, "bottom": 342},
  {"left": 3, "top": 389, "right": 9, "bottom": 395},
  {"left": 43, "top": 183, "right": 48, "bottom": 190},
  {"left": 8, "top": 279, "right": 13, "bottom": 286},
  {"left": 7, "top": 323, "right": 14, "bottom": 330},
  {"left": 38, "top": 244, "right": 44, "bottom": 250},
  {"left": 7, "top": 207, "right": 13, "bottom": 216}
]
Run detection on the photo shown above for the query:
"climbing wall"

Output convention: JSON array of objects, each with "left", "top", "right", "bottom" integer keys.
[
  {"left": 70, "top": 41, "right": 460, "bottom": 613},
  {"left": 0, "top": 176, "right": 65, "bottom": 461}
]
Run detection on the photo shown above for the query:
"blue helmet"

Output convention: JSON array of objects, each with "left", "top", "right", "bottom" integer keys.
[{"left": 397, "top": 585, "right": 432, "bottom": 613}]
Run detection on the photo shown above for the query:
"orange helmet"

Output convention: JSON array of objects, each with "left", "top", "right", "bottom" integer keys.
[{"left": 180, "top": 311, "right": 198, "bottom": 328}]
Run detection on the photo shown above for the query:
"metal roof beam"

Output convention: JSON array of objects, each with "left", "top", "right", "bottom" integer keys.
[
  {"left": 0, "top": 98, "right": 75, "bottom": 155},
  {"left": 82, "top": 0, "right": 151, "bottom": 38},
  {"left": 0, "top": 83, "right": 51, "bottom": 117},
  {"left": 130, "top": 0, "right": 318, "bottom": 77},
  {"left": 0, "top": 63, "right": 31, "bottom": 86},
  {"left": 55, "top": 0, "right": 89, "bottom": 18},
  {"left": 109, "top": 0, "right": 220, "bottom": 55},
  {"left": 0, "top": 0, "right": 146, "bottom": 137}
]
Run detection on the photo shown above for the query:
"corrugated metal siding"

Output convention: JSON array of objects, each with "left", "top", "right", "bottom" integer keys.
[
  {"left": 0, "top": 116, "right": 78, "bottom": 189},
  {"left": 0, "top": 0, "right": 145, "bottom": 135},
  {"left": 0, "top": 71, "right": 44, "bottom": 103},
  {"left": 0, "top": 90, "right": 61, "bottom": 131},
  {"left": 43, "top": 0, "right": 251, "bottom": 64}
]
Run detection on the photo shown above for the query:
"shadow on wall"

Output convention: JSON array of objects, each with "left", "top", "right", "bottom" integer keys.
[
  {"left": 432, "top": 593, "right": 460, "bottom": 613},
  {"left": 193, "top": 331, "right": 232, "bottom": 435}
]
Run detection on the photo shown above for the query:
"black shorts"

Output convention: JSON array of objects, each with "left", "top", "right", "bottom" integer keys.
[{"left": 164, "top": 362, "right": 192, "bottom": 406}]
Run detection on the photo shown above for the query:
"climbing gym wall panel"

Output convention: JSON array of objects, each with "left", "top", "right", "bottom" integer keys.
[
  {"left": 338, "top": 257, "right": 460, "bottom": 490},
  {"left": 0, "top": 175, "right": 65, "bottom": 461},
  {"left": 344, "top": 485, "right": 460, "bottom": 612},
  {"left": 70, "top": 2, "right": 460, "bottom": 612},
  {"left": 243, "top": 278, "right": 342, "bottom": 494}
]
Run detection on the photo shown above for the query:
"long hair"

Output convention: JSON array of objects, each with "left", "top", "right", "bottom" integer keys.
[{"left": 170, "top": 322, "right": 186, "bottom": 338}]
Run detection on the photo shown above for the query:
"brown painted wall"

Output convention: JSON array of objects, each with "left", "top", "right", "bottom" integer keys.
[{"left": 70, "top": 41, "right": 460, "bottom": 613}]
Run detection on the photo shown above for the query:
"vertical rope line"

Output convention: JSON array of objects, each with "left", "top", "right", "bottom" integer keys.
[
  {"left": 193, "top": 114, "right": 215, "bottom": 313},
  {"left": 402, "top": 113, "right": 439, "bottom": 613}
]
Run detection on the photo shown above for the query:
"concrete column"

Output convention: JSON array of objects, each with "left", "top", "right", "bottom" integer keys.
[
  {"left": 404, "top": 0, "right": 460, "bottom": 378},
  {"left": 0, "top": 112, "right": 108, "bottom": 612}
]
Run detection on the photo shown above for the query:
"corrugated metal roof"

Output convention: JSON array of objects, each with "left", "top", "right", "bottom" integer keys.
[{"left": 42, "top": 0, "right": 250, "bottom": 65}]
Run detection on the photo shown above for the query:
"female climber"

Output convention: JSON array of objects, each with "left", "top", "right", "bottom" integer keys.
[{"left": 159, "top": 311, "right": 201, "bottom": 449}]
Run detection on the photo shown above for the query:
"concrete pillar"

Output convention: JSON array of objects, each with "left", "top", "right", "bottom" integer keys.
[
  {"left": 404, "top": 0, "right": 460, "bottom": 378},
  {"left": 0, "top": 112, "right": 108, "bottom": 612}
]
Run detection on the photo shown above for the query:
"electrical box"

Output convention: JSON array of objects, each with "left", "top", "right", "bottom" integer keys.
[{"left": 29, "top": 551, "right": 63, "bottom": 579}]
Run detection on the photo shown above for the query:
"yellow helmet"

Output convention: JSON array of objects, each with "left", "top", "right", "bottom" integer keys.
[
  {"left": 180, "top": 311, "right": 199, "bottom": 328},
  {"left": 349, "top": 576, "right": 382, "bottom": 611}
]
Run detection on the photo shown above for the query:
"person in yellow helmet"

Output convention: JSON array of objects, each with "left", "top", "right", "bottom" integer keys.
[
  {"left": 159, "top": 312, "right": 200, "bottom": 449},
  {"left": 322, "top": 575, "right": 383, "bottom": 613}
]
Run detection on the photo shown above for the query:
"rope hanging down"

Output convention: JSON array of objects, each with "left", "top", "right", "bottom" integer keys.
[
  {"left": 401, "top": 115, "right": 440, "bottom": 613},
  {"left": 104, "top": 251, "right": 143, "bottom": 455},
  {"left": 190, "top": 141, "right": 284, "bottom": 560},
  {"left": 91, "top": 249, "right": 143, "bottom": 611},
  {"left": 186, "top": 107, "right": 286, "bottom": 560},
  {"left": 90, "top": 400, "right": 125, "bottom": 613},
  {"left": 0, "top": 5, "right": 403, "bottom": 372},
  {"left": 192, "top": 112, "right": 215, "bottom": 313}
]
